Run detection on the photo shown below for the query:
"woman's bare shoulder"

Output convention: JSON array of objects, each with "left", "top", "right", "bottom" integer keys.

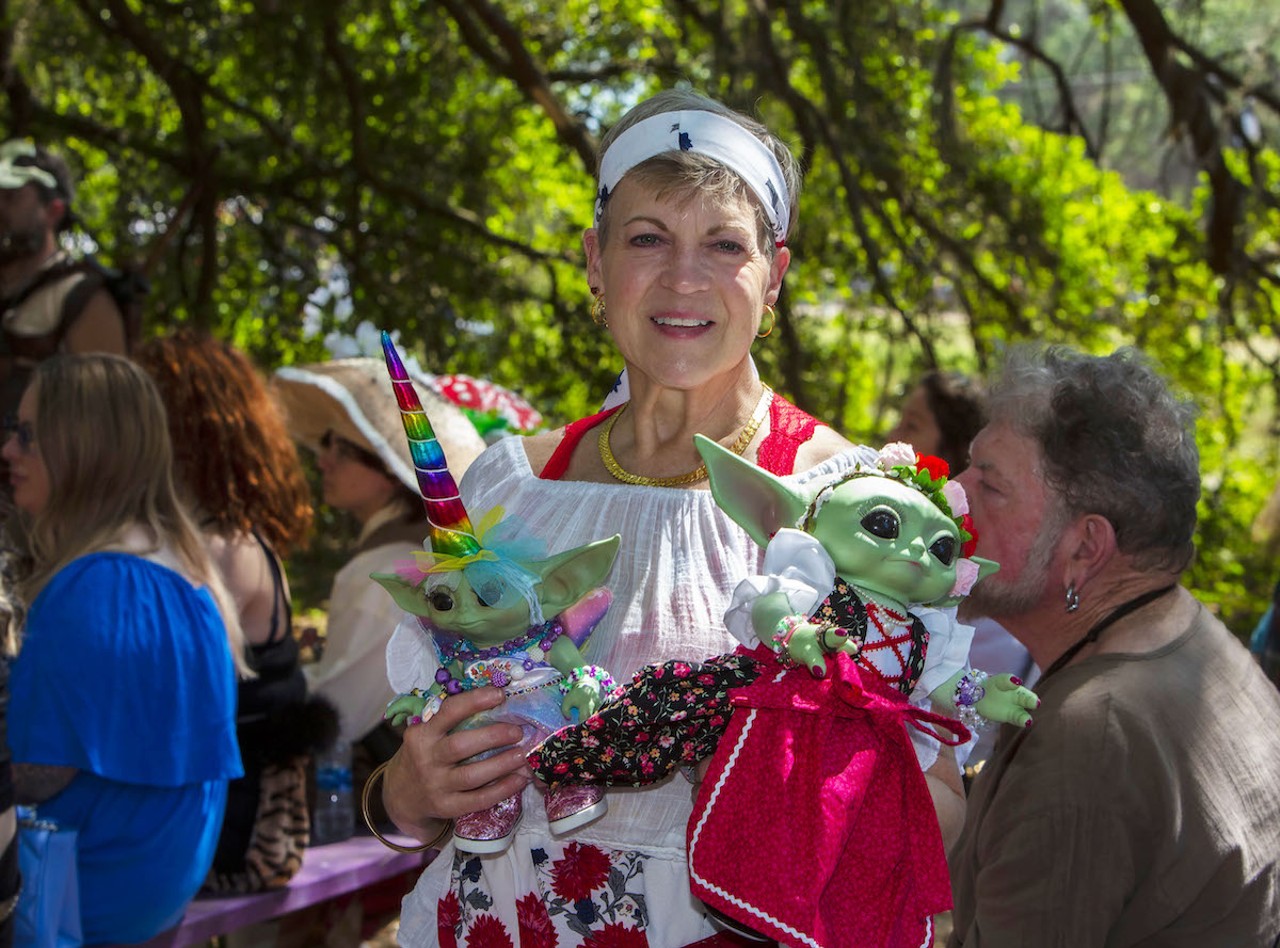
[
  {"left": 203, "top": 530, "right": 260, "bottom": 577},
  {"left": 791, "top": 424, "right": 860, "bottom": 473},
  {"left": 517, "top": 428, "right": 567, "bottom": 477},
  {"left": 204, "top": 531, "right": 272, "bottom": 610}
]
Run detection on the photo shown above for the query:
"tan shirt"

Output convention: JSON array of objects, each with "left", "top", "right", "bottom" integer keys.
[
  {"left": 948, "top": 604, "right": 1280, "bottom": 948},
  {"left": 1, "top": 250, "right": 87, "bottom": 341}
]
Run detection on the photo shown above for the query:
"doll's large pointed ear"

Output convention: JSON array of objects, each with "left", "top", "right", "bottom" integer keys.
[
  {"left": 931, "top": 555, "right": 998, "bottom": 606},
  {"left": 534, "top": 535, "right": 622, "bottom": 617},
  {"left": 972, "top": 556, "right": 1000, "bottom": 582},
  {"left": 695, "top": 434, "right": 809, "bottom": 547},
  {"left": 372, "top": 572, "right": 429, "bottom": 616}
]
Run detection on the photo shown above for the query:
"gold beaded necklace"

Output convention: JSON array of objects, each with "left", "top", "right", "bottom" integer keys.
[{"left": 598, "top": 385, "right": 773, "bottom": 488}]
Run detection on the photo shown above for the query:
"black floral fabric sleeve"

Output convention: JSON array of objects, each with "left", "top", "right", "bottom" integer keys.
[{"left": 528, "top": 651, "right": 761, "bottom": 789}]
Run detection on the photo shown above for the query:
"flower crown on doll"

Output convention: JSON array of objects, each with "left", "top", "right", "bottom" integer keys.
[
  {"left": 877, "top": 442, "right": 978, "bottom": 554},
  {"left": 801, "top": 441, "right": 983, "bottom": 597}
]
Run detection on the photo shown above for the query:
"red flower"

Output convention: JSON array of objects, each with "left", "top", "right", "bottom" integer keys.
[
  {"left": 469, "top": 914, "right": 515, "bottom": 948},
  {"left": 916, "top": 454, "right": 950, "bottom": 481},
  {"left": 550, "top": 841, "right": 612, "bottom": 902},
  {"left": 517, "top": 892, "right": 559, "bottom": 948},
  {"left": 437, "top": 891, "right": 461, "bottom": 948},
  {"left": 583, "top": 922, "right": 651, "bottom": 948},
  {"left": 961, "top": 513, "right": 979, "bottom": 558}
]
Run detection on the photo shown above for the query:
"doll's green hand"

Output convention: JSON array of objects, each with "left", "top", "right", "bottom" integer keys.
[
  {"left": 558, "top": 665, "right": 615, "bottom": 721},
  {"left": 933, "top": 669, "right": 1039, "bottom": 728},
  {"left": 385, "top": 692, "right": 430, "bottom": 728},
  {"left": 561, "top": 681, "right": 604, "bottom": 721},
  {"left": 974, "top": 673, "right": 1039, "bottom": 728},
  {"left": 776, "top": 616, "right": 861, "bottom": 679},
  {"left": 784, "top": 622, "right": 829, "bottom": 677}
]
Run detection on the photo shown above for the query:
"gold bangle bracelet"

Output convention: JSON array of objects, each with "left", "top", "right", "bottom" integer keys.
[{"left": 360, "top": 758, "right": 454, "bottom": 854}]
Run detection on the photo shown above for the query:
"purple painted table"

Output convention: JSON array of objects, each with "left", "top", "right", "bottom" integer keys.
[{"left": 138, "top": 834, "right": 438, "bottom": 947}]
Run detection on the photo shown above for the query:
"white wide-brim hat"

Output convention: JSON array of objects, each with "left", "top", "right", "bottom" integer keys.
[{"left": 273, "top": 358, "right": 487, "bottom": 492}]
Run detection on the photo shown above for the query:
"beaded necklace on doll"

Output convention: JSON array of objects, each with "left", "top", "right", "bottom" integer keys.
[{"left": 428, "top": 614, "right": 568, "bottom": 696}]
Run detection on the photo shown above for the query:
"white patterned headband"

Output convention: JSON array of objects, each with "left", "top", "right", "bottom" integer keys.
[{"left": 594, "top": 110, "right": 791, "bottom": 245}]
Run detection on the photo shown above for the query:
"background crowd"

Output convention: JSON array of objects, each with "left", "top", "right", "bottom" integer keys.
[{"left": 0, "top": 88, "right": 1278, "bottom": 948}]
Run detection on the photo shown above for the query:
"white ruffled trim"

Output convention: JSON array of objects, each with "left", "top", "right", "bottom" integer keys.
[
  {"left": 386, "top": 614, "right": 437, "bottom": 696},
  {"left": 724, "top": 529, "right": 836, "bottom": 646}
]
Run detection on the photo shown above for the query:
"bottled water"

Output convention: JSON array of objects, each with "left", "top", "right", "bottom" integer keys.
[{"left": 312, "top": 739, "right": 355, "bottom": 845}]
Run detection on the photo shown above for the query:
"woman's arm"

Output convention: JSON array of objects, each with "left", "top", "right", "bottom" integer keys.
[
  {"left": 924, "top": 742, "right": 966, "bottom": 849},
  {"left": 205, "top": 532, "right": 278, "bottom": 647}
]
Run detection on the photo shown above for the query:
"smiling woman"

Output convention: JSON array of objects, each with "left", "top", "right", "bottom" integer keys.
[{"left": 380, "top": 89, "right": 969, "bottom": 948}]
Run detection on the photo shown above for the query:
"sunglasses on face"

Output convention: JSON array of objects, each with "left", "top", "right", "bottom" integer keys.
[
  {"left": 2, "top": 414, "right": 35, "bottom": 454},
  {"left": 319, "top": 429, "right": 387, "bottom": 472}
]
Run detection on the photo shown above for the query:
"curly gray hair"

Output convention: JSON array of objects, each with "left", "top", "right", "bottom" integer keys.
[{"left": 987, "top": 345, "right": 1200, "bottom": 573}]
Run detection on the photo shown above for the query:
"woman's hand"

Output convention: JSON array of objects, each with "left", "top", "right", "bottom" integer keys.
[{"left": 382, "top": 686, "right": 531, "bottom": 842}]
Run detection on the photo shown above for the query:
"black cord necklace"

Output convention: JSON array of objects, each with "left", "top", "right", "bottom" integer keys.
[{"left": 1038, "top": 584, "right": 1179, "bottom": 685}]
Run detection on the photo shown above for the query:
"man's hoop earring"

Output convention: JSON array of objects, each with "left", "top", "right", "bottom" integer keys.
[
  {"left": 591, "top": 295, "right": 607, "bottom": 327},
  {"left": 757, "top": 304, "right": 775, "bottom": 339},
  {"left": 1065, "top": 584, "right": 1081, "bottom": 613}
]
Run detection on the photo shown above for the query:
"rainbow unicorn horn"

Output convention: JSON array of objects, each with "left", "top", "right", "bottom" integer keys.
[{"left": 381, "top": 331, "right": 482, "bottom": 559}]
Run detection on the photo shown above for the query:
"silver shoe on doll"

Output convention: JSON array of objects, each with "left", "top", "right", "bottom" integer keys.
[
  {"left": 546, "top": 783, "right": 607, "bottom": 835},
  {"left": 454, "top": 792, "right": 523, "bottom": 854}
]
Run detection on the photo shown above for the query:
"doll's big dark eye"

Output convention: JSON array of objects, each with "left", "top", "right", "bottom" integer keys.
[
  {"left": 929, "top": 536, "right": 957, "bottom": 565},
  {"left": 428, "top": 589, "right": 455, "bottom": 611},
  {"left": 474, "top": 579, "right": 507, "bottom": 608},
  {"left": 861, "top": 508, "right": 900, "bottom": 539}
]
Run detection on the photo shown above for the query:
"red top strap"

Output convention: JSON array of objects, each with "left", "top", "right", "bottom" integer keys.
[
  {"left": 539, "top": 394, "right": 824, "bottom": 481},
  {"left": 539, "top": 406, "right": 621, "bottom": 480},
  {"left": 756, "top": 394, "right": 823, "bottom": 476}
]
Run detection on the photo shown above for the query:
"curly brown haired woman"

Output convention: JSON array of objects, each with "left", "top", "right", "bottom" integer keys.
[{"left": 136, "top": 331, "right": 336, "bottom": 894}]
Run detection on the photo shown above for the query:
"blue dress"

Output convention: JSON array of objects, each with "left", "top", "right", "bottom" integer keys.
[{"left": 9, "top": 552, "right": 243, "bottom": 944}]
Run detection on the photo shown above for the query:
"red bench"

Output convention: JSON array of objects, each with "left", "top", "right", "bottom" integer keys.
[{"left": 139, "top": 834, "right": 439, "bottom": 947}]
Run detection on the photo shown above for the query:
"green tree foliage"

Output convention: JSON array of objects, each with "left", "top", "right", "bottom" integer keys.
[{"left": 2, "top": 0, "right": 1276, "bottom": 629}]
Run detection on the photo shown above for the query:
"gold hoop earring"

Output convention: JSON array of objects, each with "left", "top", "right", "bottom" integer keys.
[
  {"left": 591, "top": 295, "right": 607, "bottom": 327},
  {"left": 756, "top": 304, "right": 775, "bottom": 339}
]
